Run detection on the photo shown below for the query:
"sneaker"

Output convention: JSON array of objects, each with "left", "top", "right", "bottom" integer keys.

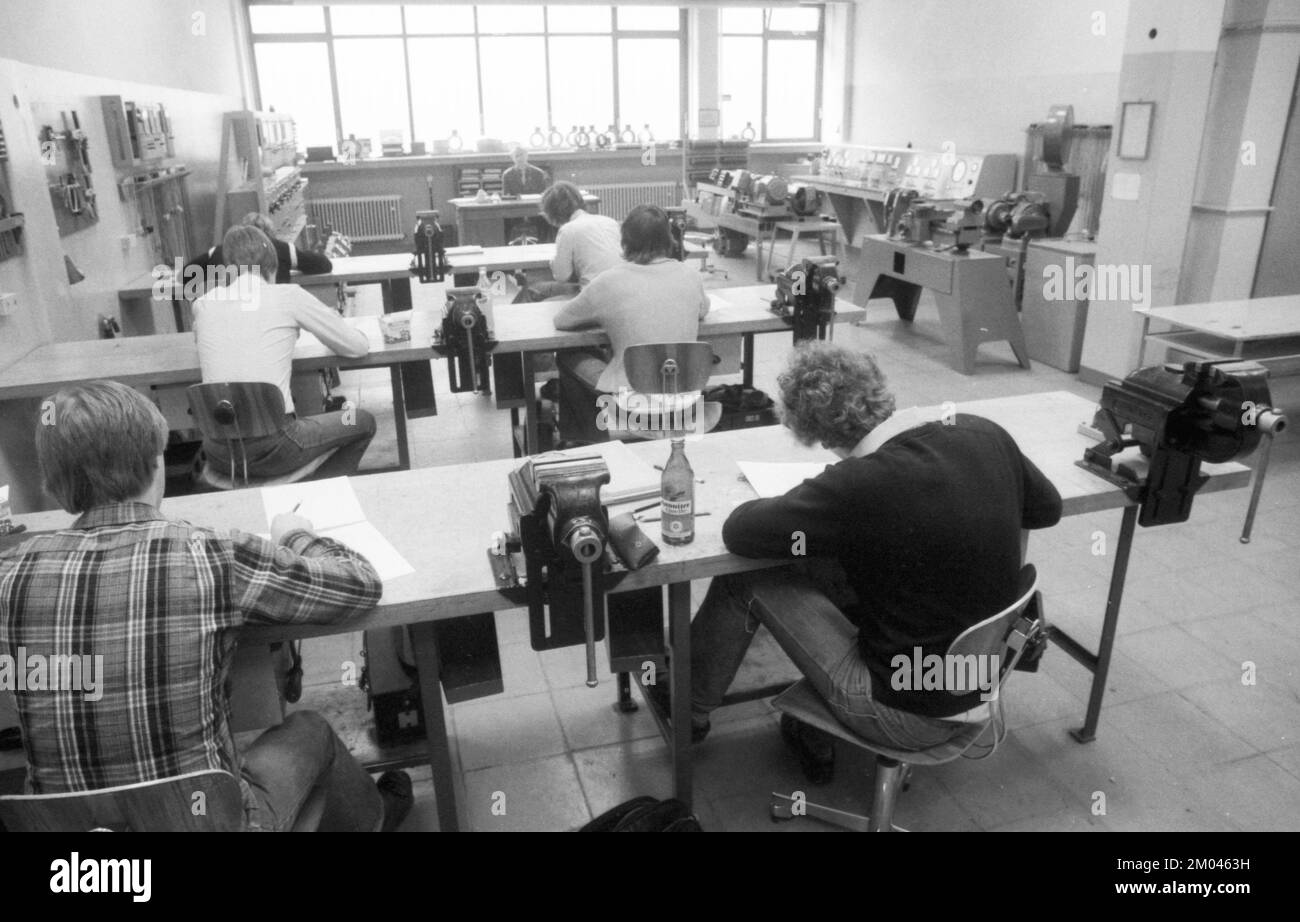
[
  {"left": 780, "top": 714, "right": 836, "bottom": 785},
  {"left": 376, "top": 770, "right": 414, "bottom": 832},
  {"left": 643, "top": 680, "right": 711, "bottom": 743}
]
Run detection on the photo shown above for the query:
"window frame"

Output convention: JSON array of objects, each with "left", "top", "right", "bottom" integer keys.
[
  {"left": 720, "top": 6, "right": 824, "bottom": 143},
  {"left": 245, "top": 3, "right": 694, "bottom": 151}
]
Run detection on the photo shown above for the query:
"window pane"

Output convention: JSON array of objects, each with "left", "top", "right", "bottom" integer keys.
[
  {"left": 249, "top": 4, "right": 325, "bottom": 33},
  {"left": 618, "top": 38, "right": 679, "bottom": 140},
  {"left": 254, "top": 42, "right": 336, "bottom": 150},
  {"left": 477, "top": 4, "right": 545, "bottom": 33},
  {"left": 617, "top": 6, "right": 679, "bottom": 31},
  {"left": 403, "top": 4, "right": 475, "bottom": 33},
  {"left": 547, "top": 5, "right": 611, "bottom": 32},
  {"left": 765, "top": 39, "right": 817, "bottom": 139},
  {"left": 334, "top": 38, "right": 411, "bottom": 153},
  {"left": 768, "top": 7, "right": 821, "bottom": 32},
  {"left": 549, "top": 37, "right": 614, "bottom": 136},
  {"left": 720, "top": 7, "right": 763, "bottom": 34},
  {"left": 409, "top": 38, "right": 480, "bottom": 143},
  {"left": 719, "top": 36, "right": 761, "bottom": 140},
  {"left": 479, "top": 37, "right": 549, "bottom": 142},
  {"left": 329, "top": 4, "right": 403, "bottom": 35}
]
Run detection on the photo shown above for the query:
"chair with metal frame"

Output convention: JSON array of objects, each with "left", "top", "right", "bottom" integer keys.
[
  {"left": 187, "top": 382, "right": 337, "bottom": 490},
  {"left": 609, "top": 342, "right": 723, "bottom": 441},
  {"left": 0, "top": 768, "right": 328, "bottom": 832},
  {"left": 769, "top": 565, "right": 1044, "bottom": 831}
]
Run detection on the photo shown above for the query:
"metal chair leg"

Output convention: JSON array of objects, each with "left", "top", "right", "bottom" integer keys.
[{"left": 869, "top": 757, "right": 903, "bottom": 832}]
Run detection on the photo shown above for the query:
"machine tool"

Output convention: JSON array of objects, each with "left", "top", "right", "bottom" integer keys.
[
  {"left": 770, "top": 256, "right": 843, "bottom": 341},
  {"left": 1079, "top": 360, "right": 1287, "bottom": 534},
  {"left": 489, "top": 455, "right": 664, "bottom": 701},
  {"left": 432, "top": 286, "right": 496, "bottom": 394},
  {"left": 665, "top": 205, "right": 688, "bottom": 261}
]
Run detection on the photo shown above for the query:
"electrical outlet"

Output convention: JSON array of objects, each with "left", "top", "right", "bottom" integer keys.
[{"left": 0, "top": 292, "right": 17, "bottom": 317}]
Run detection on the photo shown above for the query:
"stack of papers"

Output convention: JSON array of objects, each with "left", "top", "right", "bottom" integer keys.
[
  {"left": 736, "top": 461, "right": 831, "bottom": 498},
  {"left": 260, "top": 478, "right": 414, "bottom": 581}
]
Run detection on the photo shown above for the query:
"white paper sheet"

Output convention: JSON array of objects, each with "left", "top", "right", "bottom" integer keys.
[
  {"left": 261, "top": 477, "right": 366, "bottom": 533},
  {"left": 321, "top": 520, "right": 415, "bottom": 581},
  {"left": 736, "top": 461, "right": 830, "bottom": 498}
]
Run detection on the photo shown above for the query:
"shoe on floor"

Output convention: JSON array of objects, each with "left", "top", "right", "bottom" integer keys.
[
  {"left": 643, "top": 679, "right": 711, "bottom": 743},
  {"left": 780, "top": 714, "right": 836, "bottom": 785},
  {"left": 377, "top": 770, "right": 414, "bottom": 832}
]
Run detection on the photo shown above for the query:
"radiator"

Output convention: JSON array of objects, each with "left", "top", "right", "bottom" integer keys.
[
  {"left": 584, "top": 182, "right": 680, "bottom": 223},
  {"left": 310, "top": 195, "right": 404, "bottom": 242}
]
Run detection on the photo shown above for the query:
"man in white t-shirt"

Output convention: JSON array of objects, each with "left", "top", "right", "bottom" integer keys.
[
  {"left": 514, "top": 181, "right": 622, "bottom": 303},
  {"left": 192, "top": 225, "right": 377, "bottom": 479},
  {"left": 552, "top": 205, "right": 710, "bottom": 444}
]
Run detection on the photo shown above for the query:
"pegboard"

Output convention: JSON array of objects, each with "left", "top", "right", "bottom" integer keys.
[{"left": 0, "top": 115, "right": 25, "bottom": 261}]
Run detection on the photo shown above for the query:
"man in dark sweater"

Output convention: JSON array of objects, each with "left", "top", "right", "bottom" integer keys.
[
  {"left": 688, "top": 342, "right": 1062, "bottom": 766},
  {"left": 187, "top": 212, "right": 332, "bottom": 287}
]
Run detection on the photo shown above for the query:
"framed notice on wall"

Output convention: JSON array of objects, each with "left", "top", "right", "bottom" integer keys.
[{"left": 1118, "top": 101, "right": 1155, "bottom": 160}]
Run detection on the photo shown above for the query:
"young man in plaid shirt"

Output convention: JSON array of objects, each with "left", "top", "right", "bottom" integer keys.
[{"left": 0, "top": 381, "right": 411, "bottom": 831}]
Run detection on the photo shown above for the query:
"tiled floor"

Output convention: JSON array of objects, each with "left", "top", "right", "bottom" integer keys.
[{"left": 290, "top": 237, "right": 1300, "bottom": 832}]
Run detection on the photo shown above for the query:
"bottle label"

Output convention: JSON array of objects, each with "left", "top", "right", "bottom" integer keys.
[{"left": 662, "top": 500, "right": 692, "bottom": 516}]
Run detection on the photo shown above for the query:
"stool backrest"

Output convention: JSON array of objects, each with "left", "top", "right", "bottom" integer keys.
[
  {"left": 187, "top": 382, "right": 287, "bottom": 442},
  {"left": 0, "top": 769, "right": 246, "bottom": 832},
  {"left": 946, "top": 564, "right": 1041, "bottom": 697},
  {"left": 623, "top": 342, "right": 715, "bottom": 396}
]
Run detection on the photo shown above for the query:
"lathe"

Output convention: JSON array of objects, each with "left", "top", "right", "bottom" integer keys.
[{"left": 1079, "top": 360, "right": 1287, "bottom": 536}]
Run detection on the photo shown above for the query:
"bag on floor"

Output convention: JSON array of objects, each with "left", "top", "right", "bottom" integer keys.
[
  {"left": 579, "top": 796, "right": 702, "bottom": 832},
  {"left": 702, "top": 384, "right": 777, "bottom": 431}
]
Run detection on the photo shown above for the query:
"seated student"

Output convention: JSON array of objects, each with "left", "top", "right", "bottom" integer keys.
[
  {"left": 551, "top": 204, "right": 711, "bottom": 445},
  {"left": 187, "top": 212, "right": 332, "bottom": 287},
  {"left": 193, "top": 225, "right": 376, "bottom": 480},
  {"left": 0, "top": 381, "right": 411, "bottom": 831},
  {"left": 502, "top": 146, "right": 549, "bottom": 196},
  {"left": 514, "top": 181, "right": 622, "bottom": 303},
  {"left": 682, "top": 343, "right": 1062, "bottom": 778}
]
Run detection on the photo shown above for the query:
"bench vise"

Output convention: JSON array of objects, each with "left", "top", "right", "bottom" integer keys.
[
  {"left": 1078, "top": 360, "right": 1287, "bottom": 535},
  {"left": 432, "top": 286, "right": 496, "bottom": 394},
  {"left": 489, "top": 455, "right": 664, "bottom": 690},
  {"left": 771, "top": 256, "right": 842, "bottom": 341},
  {"left": 412, "top": 209, "right": 448, "bottom": 284}
]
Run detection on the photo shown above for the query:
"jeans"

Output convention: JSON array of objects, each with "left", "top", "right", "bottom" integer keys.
[
  {"left": 690, "top": 568, "right": 970, "bottom": 751},
  {"left": 204, "top": 409, "right": 377, "bottom": 481},
  {"left": 555, "top": 348, "right": 612, "bottom": 444},
  {"left": 241, "top": 710, "right": 383, "bottom": 832}
]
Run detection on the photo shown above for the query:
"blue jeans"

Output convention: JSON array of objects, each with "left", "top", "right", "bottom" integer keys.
[
  {"left": 690, "top": 568, "right": 970, "bottom": 751},
  {"left": 204, "top": 409, "right": 377, "bottom": 480},
  {"left": 241, "top": 710, "right": 382, "bottom": 832}
]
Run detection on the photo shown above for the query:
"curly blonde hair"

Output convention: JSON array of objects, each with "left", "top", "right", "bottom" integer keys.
[{"left": 776, "top": 342, "right": 896, "bottom": 450}]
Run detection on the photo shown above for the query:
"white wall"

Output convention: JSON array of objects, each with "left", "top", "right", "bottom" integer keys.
[
  {"left": 849, "top": 0, "right": 1129, "bottom": 153},
  {"left": 0, "top": 0, "right": 248, "bottom": 512}
]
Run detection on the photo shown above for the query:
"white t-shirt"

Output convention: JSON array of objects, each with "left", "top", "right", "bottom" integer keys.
[
  {"left": 551, "top": 211, "right": 623, "bottom": 286},
  {"left": 192, "top": 275, "right": 369, "bottom": 413}
]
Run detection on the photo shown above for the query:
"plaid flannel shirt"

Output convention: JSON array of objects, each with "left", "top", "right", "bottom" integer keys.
[{"left": 0, "top": 502, "right": 381, "bottom": 811}]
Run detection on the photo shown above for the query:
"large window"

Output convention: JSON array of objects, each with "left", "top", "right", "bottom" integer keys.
[
  {"left": 249, "top": 4, "right": 690, "bottom": 152},
  {"left": 720, "top": 6, "right": 821, "bottom": 142}
]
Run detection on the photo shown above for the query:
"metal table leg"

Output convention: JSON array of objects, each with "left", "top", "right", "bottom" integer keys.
[
  {"left": 668, "top": 581, "right": 693, "bottom": 808},
  {"left": 522, "top": 351, "right": 539, "bottom": 456},
  {"left": 389, "top": 364, "right": 411, "bottom": 471},
  {"left": 742, "top": 333, "right": 755, "bottom": 389},
  {"left": 1046, "top": 504, "right": 1138, "bottom": 743},
  {"left": 409, "top": 621, "right": 460, "bottom": 831}
]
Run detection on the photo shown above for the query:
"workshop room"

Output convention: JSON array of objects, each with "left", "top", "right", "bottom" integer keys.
[{"left": 0, "top": 0, "right": 1297, "bottom": 842}]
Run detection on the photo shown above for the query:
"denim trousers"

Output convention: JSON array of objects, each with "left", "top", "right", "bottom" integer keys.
[
  {"left": 689, "top": 568, "right": 970, "bottom": 751},
  {"left": 204, "top": 409, "right": 377, "bottom": 480},
  {"left": 241, "top": 710, "right": 382, "bottom": 832},
  {"left": 555, "top": 348, "right": 612, "bottom": 444}
]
